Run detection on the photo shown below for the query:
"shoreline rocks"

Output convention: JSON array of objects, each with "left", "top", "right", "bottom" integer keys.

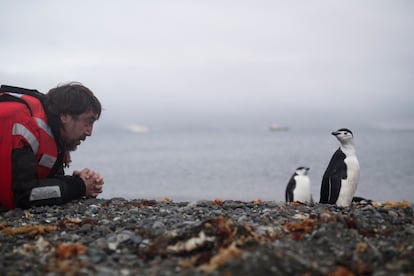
[{"left": 1, "top": 198, "right": 413, "bottom": 275}]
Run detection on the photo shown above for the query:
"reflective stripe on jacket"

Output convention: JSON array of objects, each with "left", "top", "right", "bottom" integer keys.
[{"left": 0, "top": 92, "right": 58, "bottom": 209}]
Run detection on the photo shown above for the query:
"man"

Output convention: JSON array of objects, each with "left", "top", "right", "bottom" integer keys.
[{"left": 0, "top": 82, "right": 104, "bottom": 210}]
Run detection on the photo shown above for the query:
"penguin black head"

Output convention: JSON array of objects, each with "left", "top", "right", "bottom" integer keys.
[
  {"left": 332, "top": 128, "right": 353, "bottom": 136},
  {"left": 331, "top": 128, "right": 354, "bottom": 144},
  {"left": 295, "top": 167, "right": 310, "bottom": 176}
]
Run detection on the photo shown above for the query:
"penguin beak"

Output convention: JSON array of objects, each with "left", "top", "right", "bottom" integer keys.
[{"left": 331, "top": 131, "right": 339, "bottom": 136}]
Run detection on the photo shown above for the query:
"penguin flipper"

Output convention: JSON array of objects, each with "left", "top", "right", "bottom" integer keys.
[
  {"left": 320, "top": 177, "right": 330, "bottom": 203},
  {"left": 285, "top": 176, "right": 296, "bottom": 203},
  {"left": 320, "top": 149, "right": 346, "bottom": 204},
  {"left": 328, "top": 175, "right": 342, "bottom": 204}
]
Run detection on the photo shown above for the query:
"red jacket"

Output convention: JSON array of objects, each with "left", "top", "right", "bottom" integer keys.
[{"left": 0, "top": 85, "right": 85, "bottom": 210}]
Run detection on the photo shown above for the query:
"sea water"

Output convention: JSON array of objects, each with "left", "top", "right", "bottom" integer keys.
[{"left": 70, "top": 128, "right": 414, "bottom": 202}]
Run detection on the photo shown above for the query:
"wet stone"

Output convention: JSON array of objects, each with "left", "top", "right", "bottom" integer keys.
[{"left": 0, "top": 198, "right": 413, "bottom": 275}]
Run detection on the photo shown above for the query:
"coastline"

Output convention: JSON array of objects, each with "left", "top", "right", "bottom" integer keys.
[{"left": 1, "top": 198, "right": 413, "bottom": 275}]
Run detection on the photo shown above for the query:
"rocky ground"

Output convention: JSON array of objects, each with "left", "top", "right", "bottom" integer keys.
[{"left": 0, "top": 198, "right": 413, "bottom": 275}]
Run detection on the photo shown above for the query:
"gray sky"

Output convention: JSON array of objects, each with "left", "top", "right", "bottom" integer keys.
[{"left": 1, "top": 0, "right": 413, "bottom": 130}]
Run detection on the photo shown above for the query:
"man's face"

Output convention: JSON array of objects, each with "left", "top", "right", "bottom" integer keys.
[{"left": 60, "top": 111, "right": 98, "bottom": 151}]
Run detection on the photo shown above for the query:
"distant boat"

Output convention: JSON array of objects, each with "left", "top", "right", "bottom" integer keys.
[
  {"left": 126, "top": 124, "right": 150, "bottom": 134},
  {"left": 269, "top": 124, "right": 289, "bottom": 131}
]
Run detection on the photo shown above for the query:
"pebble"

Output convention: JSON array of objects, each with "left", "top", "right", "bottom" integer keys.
[{"left": 0, "top": 198, "right": 413, "bottom": 275}]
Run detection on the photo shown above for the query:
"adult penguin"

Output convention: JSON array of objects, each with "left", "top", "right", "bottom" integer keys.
[{"left": 319, "top": 128, "right": 360, "bottom": 207}]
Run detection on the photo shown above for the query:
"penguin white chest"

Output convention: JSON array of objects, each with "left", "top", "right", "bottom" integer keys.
[
  {"left": 337, "top": 155, "right": 360, "bottom": 207},
  {"left": 293, "top": 175, "right": 311, "bottom": 203}
]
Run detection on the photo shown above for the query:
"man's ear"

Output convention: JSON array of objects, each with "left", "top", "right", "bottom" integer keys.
[{"left": 60, "top": 114, "right": 71, "bottom": 123}]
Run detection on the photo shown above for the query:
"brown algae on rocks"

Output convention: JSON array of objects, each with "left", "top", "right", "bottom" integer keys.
[{"left": 0, "top": 198, "right": 413, "bottom": 275}]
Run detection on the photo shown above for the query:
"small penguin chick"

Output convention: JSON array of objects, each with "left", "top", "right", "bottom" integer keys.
[{"left": 285, "top": 167, "right": 313, "bottom": 204}]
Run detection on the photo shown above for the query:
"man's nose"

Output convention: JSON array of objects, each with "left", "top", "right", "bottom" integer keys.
[{"left": 85, "top": 125, "right": 93, "bottom": 136}]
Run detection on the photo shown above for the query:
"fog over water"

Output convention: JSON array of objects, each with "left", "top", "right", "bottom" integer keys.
[{"left": 2, "top": 1, "right": 413, "bottom": 202}]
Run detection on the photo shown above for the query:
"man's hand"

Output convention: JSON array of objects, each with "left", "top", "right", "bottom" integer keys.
[{"left": 73, "top": 168, "right": 104, "bottom": 197}]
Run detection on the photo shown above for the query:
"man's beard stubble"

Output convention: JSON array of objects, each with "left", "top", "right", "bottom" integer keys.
[{"left": 61, "top": 139, "right": 79, "bottom": 152}]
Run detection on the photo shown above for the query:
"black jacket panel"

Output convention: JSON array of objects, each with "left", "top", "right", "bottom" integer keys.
[{"left": 12, "top": 147, "right": 86, "bottom": 209}]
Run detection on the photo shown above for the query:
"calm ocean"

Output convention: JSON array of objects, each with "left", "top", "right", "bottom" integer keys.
[{"left": 70, "top": 127, "right": 414, "bottom": 203}]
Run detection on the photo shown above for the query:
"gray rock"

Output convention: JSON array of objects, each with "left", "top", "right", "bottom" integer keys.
[{"left": 0, "top": 198, "right": 413, "bottom": 275}]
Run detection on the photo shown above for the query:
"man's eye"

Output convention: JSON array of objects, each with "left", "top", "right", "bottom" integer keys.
[{"left": 85, "top": 121, "right": 94, "bottom": 126}]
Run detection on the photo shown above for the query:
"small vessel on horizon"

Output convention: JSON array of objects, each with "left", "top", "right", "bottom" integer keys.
[
  {"left": 125, "top": 123, "right": 150, "bottom": 134},
  {"left": 269, "top": 123, "right": 289, "bottom": 131}
]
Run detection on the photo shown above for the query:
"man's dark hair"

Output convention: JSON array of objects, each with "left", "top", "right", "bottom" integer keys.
[{"left": 44, "top": 82, "right": 102, "bottom": 119}]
